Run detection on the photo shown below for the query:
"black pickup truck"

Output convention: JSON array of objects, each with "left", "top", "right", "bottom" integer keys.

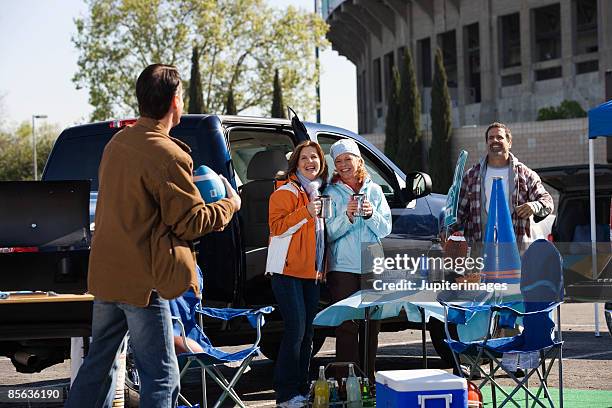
[{"left": 0, "top": 114, "right": 451, "bottom": 374}]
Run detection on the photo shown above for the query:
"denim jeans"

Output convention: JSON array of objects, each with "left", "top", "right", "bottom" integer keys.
[
  {"left": 271, "top": 274, "right": 320, "bottom": 404},
  {"left": 65, "top": 292, "right": 179, "bottom": 408}
]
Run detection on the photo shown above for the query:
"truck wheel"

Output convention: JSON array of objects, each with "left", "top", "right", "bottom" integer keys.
[
  {"left": 124, "top": 342, "right": 140, "bottom": 407},
  {"left": 260, "top": 336, "right": 326, "bottom": 361},
  {"left": 428, "top": 318, "right": 458, "bottom": 368}
]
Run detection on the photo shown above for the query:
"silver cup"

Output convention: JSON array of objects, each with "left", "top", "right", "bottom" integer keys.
[
  {"left": 319, "top": 195, "right": 332, "bottom": 218},
  {"left": 352, "top": 193, "right": 365, "bottom": 217}
]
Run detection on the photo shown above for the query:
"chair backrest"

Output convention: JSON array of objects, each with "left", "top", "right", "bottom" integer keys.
[
  {"left": 520, "top": 239, "right": 563, "bottom": 348},
  {"left": 240, "top": 150, "right": 288, "bottom": 249},
  {"left": 169, "top": 265, "right": 210, "bottom": 345},
  {"left": 520, "top": 239, "right": 564, "bottom": 306}
]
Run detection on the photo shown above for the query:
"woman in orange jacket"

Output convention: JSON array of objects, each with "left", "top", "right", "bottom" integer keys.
[{"left": 266, "top": 140, "right": 328, "bottom": 408}]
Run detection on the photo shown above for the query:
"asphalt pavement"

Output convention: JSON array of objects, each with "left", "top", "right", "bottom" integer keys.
[{"left": 0, "top": 303, "right": 610, "bottom": 407}]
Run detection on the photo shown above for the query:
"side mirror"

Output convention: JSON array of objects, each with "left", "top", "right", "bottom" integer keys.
[{"left": 403, "top": 171, "right": 432, "bottom": 203}]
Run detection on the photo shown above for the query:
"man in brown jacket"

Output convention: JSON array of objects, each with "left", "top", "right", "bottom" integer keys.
[{"left": 66, "top": 64, "right": 240, "bottom": 408}]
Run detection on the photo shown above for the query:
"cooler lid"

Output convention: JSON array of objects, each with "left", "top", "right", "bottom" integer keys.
[{"left": 375, "top": 369, "right": 467, "bottom": 392}]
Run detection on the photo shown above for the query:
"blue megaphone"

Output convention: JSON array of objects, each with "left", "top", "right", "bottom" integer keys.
[{"left": 482, "top": 177, "right": 521, "bottom": 284}]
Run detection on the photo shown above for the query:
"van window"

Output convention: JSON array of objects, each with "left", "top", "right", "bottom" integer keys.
[
  {"left": 44, "top": 129, "right": 218, "bottom": 190},
  {"left": 228, "top": 129, "right": 294, "bottom": 187},
  {"left": 44, "top": 133, "right": 113, "bottom": 190},
  {"left": 317, "top": 134, "right": 397, "bottom": 201}
]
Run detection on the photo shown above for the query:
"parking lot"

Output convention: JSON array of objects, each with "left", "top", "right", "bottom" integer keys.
[{"left": 0, "top": 303, "right": 610, "bottom": 407}]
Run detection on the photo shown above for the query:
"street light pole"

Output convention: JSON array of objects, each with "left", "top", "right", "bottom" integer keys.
[
  {"left": 32, "top": 114, "right": 48, "bottom": 180},
  {"left": 315, "top": 0, "right": 321, "bottom": 123}
]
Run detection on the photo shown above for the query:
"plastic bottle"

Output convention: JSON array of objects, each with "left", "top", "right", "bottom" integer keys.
[
  {"left": 313, "top": 366, "right": 330, "bottom": 408},
  {"left": 345, "top": 364, "right": 362, "bottom": 408}
]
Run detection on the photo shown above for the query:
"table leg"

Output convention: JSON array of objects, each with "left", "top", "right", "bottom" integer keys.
[{"left": 419, "top": 307, "right": 427, "bottom": 369}]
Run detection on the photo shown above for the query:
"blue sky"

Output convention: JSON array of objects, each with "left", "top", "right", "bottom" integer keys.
[{"left": 0, "top": 0, "right": 357, "bottom": 132}]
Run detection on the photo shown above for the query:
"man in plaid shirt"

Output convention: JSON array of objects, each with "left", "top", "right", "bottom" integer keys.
[{"left": 454, "top": 122, "right": 554, "bottom": 246}]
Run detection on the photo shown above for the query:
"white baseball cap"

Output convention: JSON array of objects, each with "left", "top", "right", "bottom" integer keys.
[{"left": 330, "top": 139, "right": 361, "bottom": 161}]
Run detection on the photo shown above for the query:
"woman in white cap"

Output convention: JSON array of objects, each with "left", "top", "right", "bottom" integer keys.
[{"left": 324, "top": 138, "right": 392, "bottom": 382}]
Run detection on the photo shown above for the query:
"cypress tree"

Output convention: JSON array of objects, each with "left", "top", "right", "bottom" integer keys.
[
  {"left": 225, "top": 88, "right": 237, "bottom": 115},
  {"left": 396, "top": 48, "right": 422, "bottom": 174},
  {"left": 384, "top": 66, "right": 401, "bottom": 163},
  {"left": 188, "top": 46, "right": 204, "bottom": 114},
  {"left": 271, "top": 69, "right": 286, "bottom": 118},
  {"left": 429, "top": 48, "right": 453, "bottom": 193}
]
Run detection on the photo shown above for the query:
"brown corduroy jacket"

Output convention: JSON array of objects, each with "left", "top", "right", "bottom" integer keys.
[{"left": 88, "top": 117, "right": 235, "bottom": 306}]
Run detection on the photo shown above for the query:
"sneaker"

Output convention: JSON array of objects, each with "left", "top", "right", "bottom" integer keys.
[{"left": 277, "top": 395, "right": 307, "bottom": 408}]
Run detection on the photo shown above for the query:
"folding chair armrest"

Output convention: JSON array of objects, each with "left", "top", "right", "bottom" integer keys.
[
  {"left": 439, "top": 301, "right": 497, "bottom": 344},
  {"left": 171, "top": 316, "right": 195, "bottom": 354},
  {"left": 438, "top": 300, "right": 492, "bottom": 324},
  {"left": 196, "top": 306, "right": 273, "bottom": 324},
  {"left": 491, "top": 301, "right": 563, "bottom": 316},
  {"left": 192, "top": 307, "right": 273, "bottom": 350}
]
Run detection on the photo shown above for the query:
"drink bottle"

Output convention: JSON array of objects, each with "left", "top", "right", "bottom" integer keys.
[
  {"left": 313, "top": 366, "right": 330, "bottom": 408},
  {"left": 339, "top": 378, "right": 347, "bottom": 401},
  {"left": 361, "top": 378, "right": 373, "bottom": 407},
  {"left": 329, "top": 378, "right": 341, "bottom": 407},
  {"left": 345, "top": 364, "right": 362, "bottom": 408}
]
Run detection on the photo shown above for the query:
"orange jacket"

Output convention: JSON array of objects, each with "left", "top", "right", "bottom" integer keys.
[{"left": 267, "top": 175, "right": 317, "bottom": 280}]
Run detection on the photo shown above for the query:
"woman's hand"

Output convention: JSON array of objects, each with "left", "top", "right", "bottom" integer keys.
[
  {"left": 361, "top": 199, "right": 373, "bottom": 218},
  {"left": 307, "top": 199, "right": 322, "bottom": 218},
  {"left": 346, "top": 198, "right": 359, "bottom": 222}
]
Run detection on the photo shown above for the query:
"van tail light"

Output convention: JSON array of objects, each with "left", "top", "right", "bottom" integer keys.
[
  {"left": 547, "top": 234, "right": 554, "bottom": 242},
  {"left": 0, "top": 247, "right": 39, "bottom": 253},
  {"left": 109, "top": 119, "right": 137, "bottom": 128}
]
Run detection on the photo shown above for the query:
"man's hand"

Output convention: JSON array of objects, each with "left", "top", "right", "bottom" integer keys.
[
  {"left": 307, "top": 199, "right": 322, "bottom": 218},
  {"left": 515, "top": 202, "right": 535, "bottom": 219},
  {"left": 220, "top": 175, "right": 241, "bottom": 212}
]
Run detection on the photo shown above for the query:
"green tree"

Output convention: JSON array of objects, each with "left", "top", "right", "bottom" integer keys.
[
  {"left": 396, "top": 48, "right": 422, "bottom": 174},
  {"left": 225, "top": 88, "right": 237, "bottom": 115},
  {"left": 188, "top": 45, "right": 204, "bottom": 114},
  {"left": 271, "top": 69, "right": 286, "bottom": 118},
  {"left": 537, "top": 99, "right": 587, "bottom": 121},
  {"left": 429, "top": 48, "right": 453, "bottom": 193},
  {"left": 73, "top": 0, "right": 328, "bottom": 121},
  {"left": 0, "top": 122, "right": 59, "bottom": 181},
  {"left": 384, "top": 66, "right": 401, "bottom": 163}
]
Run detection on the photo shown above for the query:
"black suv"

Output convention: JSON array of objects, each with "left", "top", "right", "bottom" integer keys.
[
  {"left": 1, "top": 114, "right": 453, "bottom": 373},
  {"left": 537, "top": 164, "right": 612, "bottom": 336}
]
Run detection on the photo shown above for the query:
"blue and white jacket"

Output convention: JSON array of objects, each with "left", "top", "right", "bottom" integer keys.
[{"left": 324, "top": 178, "right": 392, "bottom": 274}]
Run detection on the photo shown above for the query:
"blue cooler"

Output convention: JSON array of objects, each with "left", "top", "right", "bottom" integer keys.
[{"left": 375, "top": 369, "right": 467, "bottom": 408}]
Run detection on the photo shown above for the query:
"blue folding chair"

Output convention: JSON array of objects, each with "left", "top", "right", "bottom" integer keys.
[
  {"left": 440, "top": 239, "right": 565, "bottom": 408},
  {"left": 169, "top": 266, "right": 273, "bottom": 408}
]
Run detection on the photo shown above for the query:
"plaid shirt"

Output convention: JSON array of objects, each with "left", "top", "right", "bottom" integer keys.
[{"left": 454, "top": 153, "right": 554, "bottom": 243}]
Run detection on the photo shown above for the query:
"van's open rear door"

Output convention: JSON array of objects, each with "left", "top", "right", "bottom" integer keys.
[
  {"left": 0, "top": 180, "right": 93, "bottom": 372},
  {"left": 0, "top": 180, "right": 91, "bottom": 293}
]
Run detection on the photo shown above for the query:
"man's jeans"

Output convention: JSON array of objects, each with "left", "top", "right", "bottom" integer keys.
[
  {"left": 65, "top": 292, "right": 179, "bottom": 408},
  {"left": 271, "top": 274, "right": 320, "bottom": 404}
]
